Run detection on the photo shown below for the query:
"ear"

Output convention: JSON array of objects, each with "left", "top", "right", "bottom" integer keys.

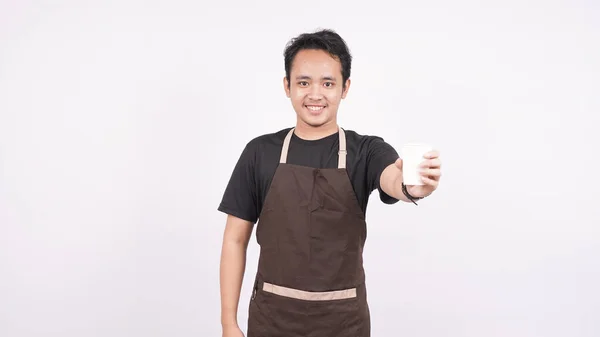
[
  {"left": 283, "top": 76, "right": 291, "bottom": 97},
  {"left": 341, "top": 78, "right": 351, "bottom": 99}
]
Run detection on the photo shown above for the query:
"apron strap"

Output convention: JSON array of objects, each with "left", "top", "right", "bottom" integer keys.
[
  {"left": 280, "top": 127, "right": 347, "bottom": 169},
  {"left": 338, "top": 128, "right": 346, "bottom": 169},
  {"left": 279, "top": 128, "right": 295, "bottom": 164}
]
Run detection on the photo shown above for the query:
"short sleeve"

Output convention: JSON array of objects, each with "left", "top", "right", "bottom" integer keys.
[
  {"left": 366, "top": 137, "right": 400, "bottom": 204},
  {"left": 217, "top": 140, "right": 259, "bottom": 223}
]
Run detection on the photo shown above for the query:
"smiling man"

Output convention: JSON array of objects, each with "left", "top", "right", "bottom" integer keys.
[{"left": 218, "top": 29, "right": 442, "bottom": 337}]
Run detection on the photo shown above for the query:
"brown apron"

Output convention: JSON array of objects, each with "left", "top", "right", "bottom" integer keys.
[{"left": 247, "top": 127, "right": 371, "bottom": 337}]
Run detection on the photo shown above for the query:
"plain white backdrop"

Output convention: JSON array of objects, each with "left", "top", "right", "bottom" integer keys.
[{"left": 1, "top": 0, "right": 599, "bottom": 336}]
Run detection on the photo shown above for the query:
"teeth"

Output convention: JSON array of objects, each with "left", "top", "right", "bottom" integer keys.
[{"left": 307, "top": 106, "right": 324, "bottom": 111}]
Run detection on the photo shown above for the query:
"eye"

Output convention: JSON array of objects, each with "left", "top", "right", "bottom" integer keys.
[
  {"left": 298, "top": 81, "right": 309, "bottom": 87},
  {"left": 324, "top": 82, "right": 334, "bottom": 88}
]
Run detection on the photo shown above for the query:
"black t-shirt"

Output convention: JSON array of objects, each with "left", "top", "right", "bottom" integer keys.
[{"left": 218, "top": 127, "right": 400, "bottom": 223}]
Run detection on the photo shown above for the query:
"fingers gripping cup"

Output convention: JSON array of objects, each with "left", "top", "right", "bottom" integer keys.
[{"left": 401, "top": 143, "right": 432, "bottom": 186}]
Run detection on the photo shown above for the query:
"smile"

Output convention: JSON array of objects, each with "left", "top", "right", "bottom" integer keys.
[{"left": 305, "top": 105, "right": 325, "bottom": 112}]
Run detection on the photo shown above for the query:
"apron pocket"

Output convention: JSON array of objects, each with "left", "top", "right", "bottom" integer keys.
[
  {"left": 250, "top": 282, "right": 367, "bottom": 336},
  {"left": 262, "top": 281, "right": 357, "bottom": 301}
]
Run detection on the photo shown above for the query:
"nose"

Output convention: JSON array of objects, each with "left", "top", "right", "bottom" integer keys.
[{"left": 308, "top": 84, "right": 324, "bottom": 99}]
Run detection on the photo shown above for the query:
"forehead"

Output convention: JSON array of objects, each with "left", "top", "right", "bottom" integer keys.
[{"left": 291, "top": 49, "right": 342, "bottom": 78}]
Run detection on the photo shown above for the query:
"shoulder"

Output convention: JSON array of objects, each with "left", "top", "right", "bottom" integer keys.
[
  {"left": 232, "top": 127, "right": 294, "bottom": 170},
  {"left": 342, "top": 128, "right": 396, "bottom": 153},
  {"left": 248, "top": 127, "right": 292, "bottom": 146},
  {"left": 239, "top": 127, "right": 293, "bottom": 155},
  {"left": 343, "top": 128, "right": 385, "bottom": 142},
  {"left": 343, "top": 128, "right": 399, "bottom": 172}
]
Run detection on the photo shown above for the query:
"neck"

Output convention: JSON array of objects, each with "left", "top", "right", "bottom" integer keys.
[{"left": 294, "top": 120, "right": 339, "bottom": 140}]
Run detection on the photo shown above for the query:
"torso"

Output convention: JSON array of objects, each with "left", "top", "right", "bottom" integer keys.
[{"left": 218, "top": 127, "right": 400, "bottom": 224}]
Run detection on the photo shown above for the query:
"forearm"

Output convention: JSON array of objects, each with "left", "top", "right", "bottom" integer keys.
[
  {"left": 219, "top": 216, "right": 253, "bottom": 329},
  {"left": 220, "top": 238, "right": 248, "bottom": 328},
  {"left": 380, "top": 163, "right": 411, "bottom": 203}
]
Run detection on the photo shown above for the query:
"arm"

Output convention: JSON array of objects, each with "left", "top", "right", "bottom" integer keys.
[
  {"left": 379, "top": 160, "right": 412, "bottom": 203},
  {"left": 219, "top": 214, "right": 254, "bottom": 331}
]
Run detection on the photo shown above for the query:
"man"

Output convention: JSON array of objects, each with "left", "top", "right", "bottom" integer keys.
[{"left": 218, "top": 29, "right": 442, "bottom": 337}]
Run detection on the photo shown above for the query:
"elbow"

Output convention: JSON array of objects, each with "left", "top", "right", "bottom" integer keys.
[{"left": 222, "top": 215, "right": 254, "bottom": 247}]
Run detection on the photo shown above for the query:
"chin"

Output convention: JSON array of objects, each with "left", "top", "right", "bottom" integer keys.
[
  {"left": 300, "top": 114, "right": 330, "bottom": 128},
  {"left": 294, "top": 104, "right": 335, "bottom": 128}
]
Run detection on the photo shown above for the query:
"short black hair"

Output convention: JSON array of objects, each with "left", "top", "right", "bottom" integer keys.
[{"left": 283, "top": 29, "right": 352, "bottom": 89}]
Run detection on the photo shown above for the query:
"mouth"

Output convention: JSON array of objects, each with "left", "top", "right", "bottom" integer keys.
[{"left": 305, "top": 104, "right": 326, "bottom": 115}]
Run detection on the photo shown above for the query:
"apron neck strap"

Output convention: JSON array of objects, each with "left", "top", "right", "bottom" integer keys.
[{"left": 280, "top": 127, "right": 347, "bottom": 169}]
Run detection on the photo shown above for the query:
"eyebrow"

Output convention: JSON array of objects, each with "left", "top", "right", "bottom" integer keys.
[{"left": 295, "top": 75, "right": 337, "bottom": 81}]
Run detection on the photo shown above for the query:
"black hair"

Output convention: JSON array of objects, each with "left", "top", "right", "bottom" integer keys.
[{"left": 283, "top": 29, "right": 352, "bottom": 89}]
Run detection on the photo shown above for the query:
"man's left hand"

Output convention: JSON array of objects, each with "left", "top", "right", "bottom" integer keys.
[{"left": 405, "top": 150, "right": 442, "bottom": 198}]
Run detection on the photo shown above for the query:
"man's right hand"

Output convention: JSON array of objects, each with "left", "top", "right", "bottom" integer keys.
[{"left": 222, "top": 325, "right": 245, "bottom": 337}]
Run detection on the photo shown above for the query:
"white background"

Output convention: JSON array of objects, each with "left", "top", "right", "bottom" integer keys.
[{"left": 1, "top": 0, "right": 599, "bottom": 336}]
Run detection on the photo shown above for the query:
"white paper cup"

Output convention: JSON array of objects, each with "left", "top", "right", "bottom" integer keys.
[{"left": 401, "top": 143, "right": 432, "bottom": 186}]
